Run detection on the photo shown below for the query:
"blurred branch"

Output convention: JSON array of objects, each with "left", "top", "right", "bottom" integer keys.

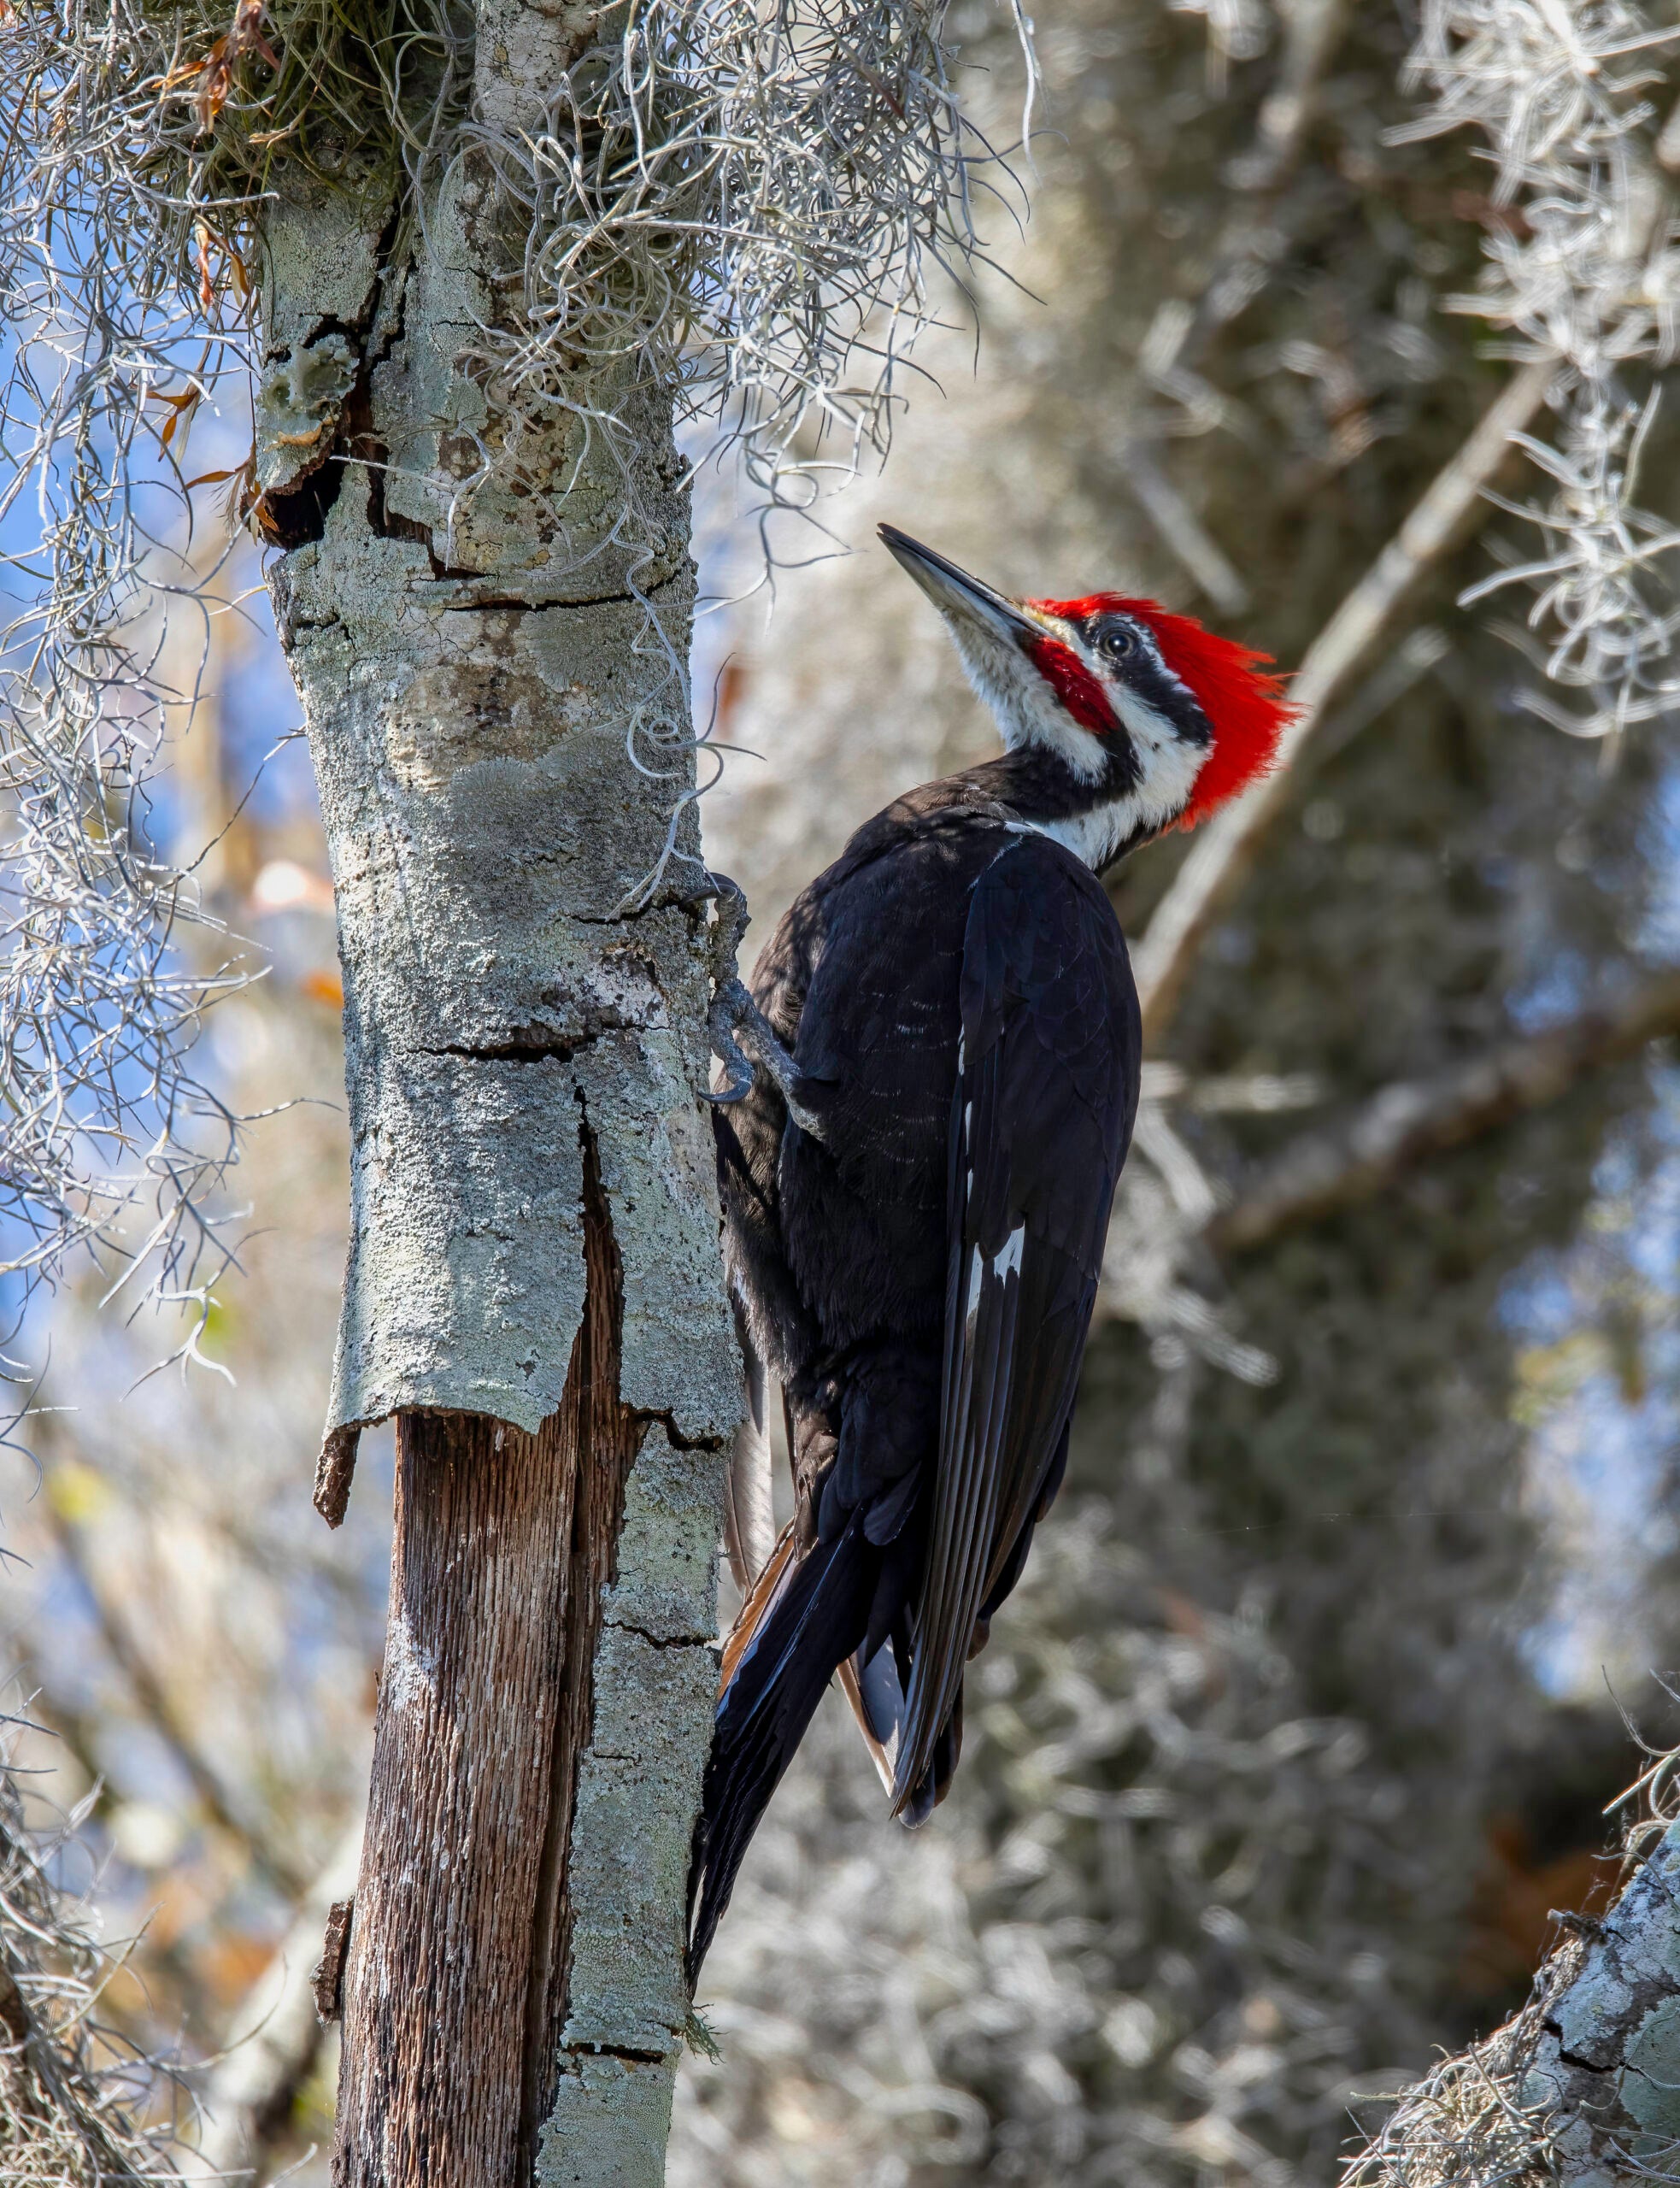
[
  {"left": 189, "top": 1814, "right": 363, "bottom": 2184},
  {"left": 37, "top": 1486, "right": 305, "bottom": 1898},
  {"left": 1122, "top": 444, "right": 1253, "bottom": 614},
  {"left": 1211, "top": 964, "right": 1680, "bottom": 1255},
  {"left": 132, "top": 1472, "right": 381, "bottom": 1632},
  {"left": 1131, "top": 356, "right": 1559, "bottom": 1040},
  {"left": 1120, "top": 0, "right": 1354, "bottom": 604},
  {"left": 1191, "top": 0, "right": 1354, "bottom": 332}
]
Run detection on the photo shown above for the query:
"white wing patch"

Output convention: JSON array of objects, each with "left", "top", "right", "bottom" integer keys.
[
  {"left": 968, "top": 1221, "right": 1026, "bottom": 1326},
  {"left": 994, "top": 1222, "right": 1026, "bottom": 1280}
]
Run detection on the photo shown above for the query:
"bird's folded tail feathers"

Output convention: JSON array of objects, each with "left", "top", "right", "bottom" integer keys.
[
  {"left": 837, "top": 1644, "right": 900, "bottom": 1799},
  {"left": 836, "top": 1628, "right": 953, "bottom": 1827},
  {"left": 685, "top": 1510, "right": 873, "bottom": 1988},
  {"left": 718, "top": 1517, "right": 796, "bottom": 1695}
]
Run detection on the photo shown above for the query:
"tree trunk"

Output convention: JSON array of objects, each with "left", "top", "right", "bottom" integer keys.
[
  {"left": 252, "top": 34, "right": 742, "bottom": 2178},
  {"left": 336, "top": 1150, "right": 701, "bottom": 2183}
]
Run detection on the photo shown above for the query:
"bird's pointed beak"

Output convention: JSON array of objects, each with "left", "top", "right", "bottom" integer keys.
[{"left": 878, "top": 526, "right": 1042, "bottom": 648}]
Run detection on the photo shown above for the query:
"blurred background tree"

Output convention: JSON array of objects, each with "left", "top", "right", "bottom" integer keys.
[{"left": 4, "top": 0, "right": 1680, "bottom": 2182}]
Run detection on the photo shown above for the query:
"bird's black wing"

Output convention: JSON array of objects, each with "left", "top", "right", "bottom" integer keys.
[{"left": 891, "top": 833, "right": 1140, "bottom": 1815}]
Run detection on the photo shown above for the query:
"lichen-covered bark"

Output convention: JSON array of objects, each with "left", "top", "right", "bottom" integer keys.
[
  {"left": 1347, "top": 1820, "right": 1680, "bottom": 2188},
  {"left": 537, "top": 1429, "right": 723, "bottom": 2185},
  {"left": 1524, "top": 1821, "right": 1680, "bottom": 2179},
  {"left": 261, "top": 174, "right": 731, "bottom": 1450},
  {"left": 256, "top": 74, "right": 737, "bottom": 2180}
]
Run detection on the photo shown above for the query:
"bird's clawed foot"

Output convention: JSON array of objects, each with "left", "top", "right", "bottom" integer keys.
[
  {"left": 698, "top": 873, "right": 825, "bottom": 1138},
  {"left": 709, "top": 978, "right": 826, "bottom": 1139}
]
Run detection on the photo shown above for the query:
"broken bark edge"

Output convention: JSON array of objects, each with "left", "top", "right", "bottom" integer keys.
[
  {"left": 312, "top": 1897, "right": 354, "bottom": 2026},
  {"left": 314, "top": 1424, "right": 363, "bottom": 1528}
]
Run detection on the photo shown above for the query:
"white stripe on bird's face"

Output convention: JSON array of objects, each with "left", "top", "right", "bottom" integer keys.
[{"left": 949, "top": 608, "right": 1213, "bottom": 865}]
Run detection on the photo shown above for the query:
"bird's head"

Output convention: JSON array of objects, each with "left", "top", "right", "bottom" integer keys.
[{"left": 880, "top": 524, "right": 1290, "bottom": 868}]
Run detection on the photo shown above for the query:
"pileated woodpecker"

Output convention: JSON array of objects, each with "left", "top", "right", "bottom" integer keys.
[{"left": 688, "top": 527, "right": 1289, "bottom": 1982}]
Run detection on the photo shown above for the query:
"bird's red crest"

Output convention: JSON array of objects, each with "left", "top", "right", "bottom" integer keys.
[{"left": 1034, "top": 594, "right": 1294, "bottom": 830}]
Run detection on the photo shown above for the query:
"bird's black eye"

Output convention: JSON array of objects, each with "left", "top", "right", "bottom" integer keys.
[{"left": 1096, "top": 623, "right": 1137, "bottom": 664}]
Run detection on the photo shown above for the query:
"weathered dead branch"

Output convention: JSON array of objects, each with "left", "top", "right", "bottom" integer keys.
[
  {"left": 1131, "top": 358, "right": 1558, "bottom": 1041},
  {"left": 1212, "top": 964, "right": 1680, "bottom": 1254},
  {"left": 189, "top": 1815, "right": 363, "bottom": 2181}
]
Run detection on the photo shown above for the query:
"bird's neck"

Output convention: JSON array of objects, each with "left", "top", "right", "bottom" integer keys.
[{"left": 948, "top": 750, "right": 1159, "bottom": 873}]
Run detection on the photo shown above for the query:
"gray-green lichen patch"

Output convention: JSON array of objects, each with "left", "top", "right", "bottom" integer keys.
[
  {"left": 555, "top": 1624, "right": 714, "bottom": 2055},
  {"left": 327, "top": 1050, "right": 588, "bottom": 1430},
  {"left": 372, "top": 168, "right": 687, "bottom": 602},
  {"left": 581, "top": 1033, "right": 738, "bottom": 1436},
  {"left": 1622, "top": 1997, "right": 1680, "bottom": 2138},
  {"left": 603, "top": 1430, "right": 723, "bottom": 1643},
  {"left": 260, "top": 188, "right": 389, "bottom": 350},
  {"left": 537, "top": 2053, "right": 677, "bottom": 2188},
  {"left": 1556, "top": 1824, "right": 1680, "bottom": 2065}
]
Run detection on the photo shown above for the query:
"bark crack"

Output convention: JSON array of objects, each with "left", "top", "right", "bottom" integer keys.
[
  {"left": 1549, "top": 2028, "right": 1618, "bottom": 2075},
  {"left": 260, "top": 209, "right": 402, "bottom": 552},
  {"left": 440, "top": 587, "right": 642, "bottom": 614},
  {"left": 331, "top": 1120, "right": 649, "bottom": 2187},
  {"left": 630, "top": 1406, "right": 729, "bottom": 1454},
  {"left": 572, "top": 879, "right": 713, "bottom": 928},
  {"left": 558, "top": 2042, "right": 669, "bottom": 2067},
  {"left": 604, "top": 1619, "right": 713, "bottom": 1651},
  {"left": 516, "top": 1107, "right": 646, "bottom": 2175},
  {"left": 432, "top": 559, "right": 690, "bottom": 613},
  {"left": 417, "top": 1038, "right": 582, "bottom": 1065}
]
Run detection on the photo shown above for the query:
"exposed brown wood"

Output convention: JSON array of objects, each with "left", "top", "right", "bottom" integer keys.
[
  {"left": 332, "top": 1140, "right": 643, "bottom": 2188},
  {"left": 314, "top": 1426, "right": 361, "bottom": 1528},
  {"left": 312, "top": 1897, "right": 353, "bottom": 2026}
]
